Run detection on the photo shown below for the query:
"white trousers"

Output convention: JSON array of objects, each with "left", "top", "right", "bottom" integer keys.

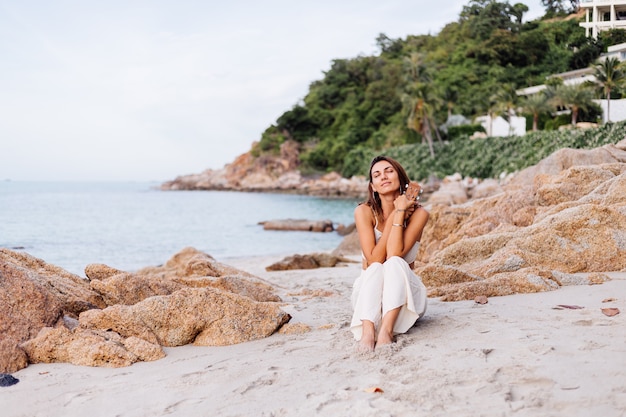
[{"left": 350, "top": 256, "right": 427, "bottom": 341}]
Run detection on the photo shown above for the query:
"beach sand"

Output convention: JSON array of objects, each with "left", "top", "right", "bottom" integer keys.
[{"left": 4, "top": 255, "right": 626, "bottom": 417}]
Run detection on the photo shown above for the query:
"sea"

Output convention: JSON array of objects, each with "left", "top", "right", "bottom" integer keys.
[{"left": 0, "top": 181, "right": 359, "bottom": 277}]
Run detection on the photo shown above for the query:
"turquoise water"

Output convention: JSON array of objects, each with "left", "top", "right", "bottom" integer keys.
[{"left": 0, "top": 181, "right": 359, "bottom": 276}]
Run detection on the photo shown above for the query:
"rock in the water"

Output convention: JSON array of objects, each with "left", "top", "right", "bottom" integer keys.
[{"left": 260, "top": 218, "right": 334, "bottom": 232}]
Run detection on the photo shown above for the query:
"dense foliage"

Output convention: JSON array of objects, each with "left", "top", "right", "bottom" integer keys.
[
  {"left": 343, "top": 121, "right": 626, "bottom": 181},
  {"left": 253, "top": 0, "right": 626, "bottom": 180}
]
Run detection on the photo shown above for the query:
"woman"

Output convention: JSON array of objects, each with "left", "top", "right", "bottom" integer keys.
[{"left": 351, "top": 155, "right": 429, "bottom": 352}]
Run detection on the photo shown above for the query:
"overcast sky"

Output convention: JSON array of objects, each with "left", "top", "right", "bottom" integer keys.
[{"left": 0, "top": 0, "right": 544, "bottom": 182}]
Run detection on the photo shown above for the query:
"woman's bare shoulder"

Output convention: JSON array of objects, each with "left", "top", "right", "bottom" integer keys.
[{"left": 354, "top": 203, "right": 372, "bottom": 217}]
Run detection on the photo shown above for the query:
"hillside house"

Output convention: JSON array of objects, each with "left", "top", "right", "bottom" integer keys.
[{"left": 580, "top": 0, "right": 626, "bottom": 39}]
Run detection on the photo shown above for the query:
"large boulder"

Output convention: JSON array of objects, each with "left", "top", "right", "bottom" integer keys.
[
  {"left": 78, "top": 287, "right": 290, "bottom": 347},
  {"left": 0, "top": 249, "right": 106, "bottom": 314},
  {"left": 508, "top": 140, "right": 626, "bottom": 188},
  {"left": 21, "top": 327, "right": 165, "bottom": 368},
  {"left": 0, "top": 250, "right": 106, "bottom": 373},
  {"left": 86, "top": 247, "right": 281, "bottom": 306},
  {"left": 413, "top": 142, "right": 626, "bottom": 301}
]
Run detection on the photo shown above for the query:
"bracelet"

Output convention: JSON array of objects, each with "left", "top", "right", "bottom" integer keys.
[
  {"left": 396, "top": 209, "right": 406, "bottom": 212},
  {"left": 392, "top": 223, "right": 404, "bottom": 227}
]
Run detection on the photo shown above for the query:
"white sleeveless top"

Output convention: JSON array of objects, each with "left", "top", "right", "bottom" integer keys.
[
  {"left": 373, "top": 227, "right": 420, "bottom": 264},
  {"left": 361, "top": 214, "right": 420, "bottom": 264}
]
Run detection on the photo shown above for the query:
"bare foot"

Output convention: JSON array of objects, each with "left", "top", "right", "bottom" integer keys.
[
  {"left": 376, "top": 329, "right": 395, "bottom": 347},
  {"left": 358, "top": 334, "right": 375, "bottom": 353},
  {"left": 358, "top": 321, "right": 376, "bottom": 353}
]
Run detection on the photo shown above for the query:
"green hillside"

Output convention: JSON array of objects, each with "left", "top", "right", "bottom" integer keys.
[{"left": 252, "top": 0, "right": 626, "bottom": 181}]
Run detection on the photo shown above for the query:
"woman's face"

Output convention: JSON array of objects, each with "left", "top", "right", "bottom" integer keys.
[{"left": 370, "top": 160, "right": 399, "bottom": 195}]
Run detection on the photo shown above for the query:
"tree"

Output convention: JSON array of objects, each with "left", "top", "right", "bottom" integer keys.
[
  {"left": 541, "top": 0, "right": 577, "bottom": 15},
  {"left": 460, "top": 0, "right": 529, "bottom": 40},
  {"left": 509, "top": 3, "right": 529, "bottom": 32},
  {"left": 402, "top": 53, "right": 440, "bottom": 157},
  {"left": 551, "top": 83, "right": 595, "bottom": 125},
  {"left": 590, "top": 57, "right": 626, "bottom": 122},
  {"left": 519, "top": 92, "right": 554, "bottom": 131},
  {"left": 441, "top": 86, "right": 459, "bottom": 120},
  {"left": 375, "top": 33, "right": 403, "bottom": 57}
]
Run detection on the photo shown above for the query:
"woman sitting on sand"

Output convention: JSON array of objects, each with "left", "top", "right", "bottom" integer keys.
[{"left": 351, "top": 155, "right": 429, "bottom": 352}]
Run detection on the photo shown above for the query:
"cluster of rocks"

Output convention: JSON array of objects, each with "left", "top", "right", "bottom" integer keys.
[
  {"left": 0, "top": 247, "right": 290, "bottom": 373},
  {"left": 394, "top": 140, "right": 626, "bottom": 301},
  {"left": 160, "top": 139, "right": 370, "bottom": 198},
  {"left": 162, "top": 165, "right": 369, "bottom": 199}
]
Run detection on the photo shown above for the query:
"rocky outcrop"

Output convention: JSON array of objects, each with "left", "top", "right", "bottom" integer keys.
[
  {"left": 0, "top": 249, "right": 106, "bottom": 315},
  {"left": 21, "top": 328, "right": 166, "bottom": 368},
  {"left": 0, "top": 250, "right": 107, "bottom": 373},
  {"left": 77, "top": 287, "right": 289, "bottom": 347},
  {"left": 1, "top": 247, "right": 289, "bottom": 372},
  {"left": 413, "top": 139, "right": 626, "bottom": 301},
  {"left": 160, "top": 140, "right": 369, "bottom": 198},
  {"left": 85, "top": 247, "right": 280, "bottom": 305}
]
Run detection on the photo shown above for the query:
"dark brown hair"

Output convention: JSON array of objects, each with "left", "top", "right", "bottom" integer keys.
[{"left": 363, "top": 155, "right": 410, "bottom": 220}]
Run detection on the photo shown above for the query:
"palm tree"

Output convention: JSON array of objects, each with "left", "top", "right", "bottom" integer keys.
[
  {"left": 441, "top": 86, "right": 459, "bottom": 120},
  {"left": 402, "top": 89, "right": 439, "bottom": 158},
  {"left": 590, "top": 57, "right": 626, "bottom": 123},
  {"left": 402, "top": 53, "right": 441, "bottom": 157},
  {"left": 519, "top": 92, "right": 553, "bottom": 131},
  {"left": 550, "top": 83, "right": 595, "bottom": 125}
]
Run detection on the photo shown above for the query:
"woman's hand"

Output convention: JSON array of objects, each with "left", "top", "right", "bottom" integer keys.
[
  {"left": 393, "top": 193, "right": 413, "bottom": 212},
  {"left": 401, "top": 181, "right": 423, "bottom": 220}
]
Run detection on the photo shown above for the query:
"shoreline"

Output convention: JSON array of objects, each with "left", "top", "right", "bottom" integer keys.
[{"left": 4, "top": 255, "right": 625, "bottom": 417}]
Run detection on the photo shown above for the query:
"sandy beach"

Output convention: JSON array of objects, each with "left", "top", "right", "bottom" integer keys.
[{"left": 4, "top": 254, "right": 626, "bottom": 417}]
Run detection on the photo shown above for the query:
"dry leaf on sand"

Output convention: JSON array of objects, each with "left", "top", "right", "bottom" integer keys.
[
  {"left": 553, "top": 304, "right": 584, "bottom": 310},
  {"left": 601, "top": 308, "right": 620, "bottom": 317},
  {"left": 364, "top": 387, "right": 384, "bottom": 393}
]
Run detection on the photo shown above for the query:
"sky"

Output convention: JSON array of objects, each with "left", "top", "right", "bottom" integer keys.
[{"left": 0, "top": 0, "right": 545, "bottom": 182}]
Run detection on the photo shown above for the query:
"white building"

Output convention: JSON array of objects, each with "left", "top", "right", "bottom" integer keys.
[
  {"left": 516, "top": 42, "right": 626, "bottom": 124},
  {"left": 474, "top": 114, "right": 526, "bottom": 137},
  {"left": 602, "top": 41, "right": 626, "bottom": 61},
  {"left": 516, "top": 67, "right": 596, "bottom": 96},
  {"left": 580, "top": 0, "right": 626, "bottom": 39}
]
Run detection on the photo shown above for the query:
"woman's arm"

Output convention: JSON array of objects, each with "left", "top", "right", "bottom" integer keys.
[
  {"left": 404, "top": 207, "right": 429, "bottom": 248},
  {"left": 386, "top": 194, "right": 429, "bottom": 260},
  {"left": 385, "top": 206, "right": 410, "bottom": 257},
  {"left": 355, "top": 204, "right": 387, "bottom": 266}
]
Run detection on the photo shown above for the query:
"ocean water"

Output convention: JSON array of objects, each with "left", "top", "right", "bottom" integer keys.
[{"left": 0, "top": 181, "right": 359, "bottom": 276}]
